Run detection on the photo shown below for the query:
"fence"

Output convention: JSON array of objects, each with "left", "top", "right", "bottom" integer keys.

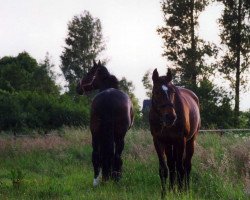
[{"left": 199, "top": 128, "right": 250, "bottom": 135}]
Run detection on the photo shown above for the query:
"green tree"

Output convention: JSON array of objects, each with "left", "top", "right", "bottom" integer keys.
[
  {"left": 119, "top": 77, "right": 141, "bottom": 126},
  {"left": 60, "top": 11, "right": 106, "bottom": 90},
  {"left": 41, "top": 52, "right": 57, "bottom": 82},
  {"left": 0, "top": 52, "right": 59, "bottom": 94},
  {"left": 142, "top": 70, "right": 153, "bottom": 98},
  {"left": 157, "top": 0, "right": 217, "bottom": 88},
  {"left": 218, "top": 0, "right": 250, "bottom": 124},
  {"left": 34, "top": 53, "right": 60, "bottom": 95},
  {"left": 195, "top": 78, "right": 234, "bottom": 128},
  {"left": 0, "top": 52, "right": 37, "bottom": 92},
  {"left": 119, "top": 77, "right": 140, "bottom": 106}
]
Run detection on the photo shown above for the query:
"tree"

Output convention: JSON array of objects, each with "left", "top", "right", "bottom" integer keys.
[
  {"left": 218, "top": 0, "right": 250, "bottom": 124},
  {"left": 142, "top": 70, "right": 153, "bottom": 98},
  {"left": 36, "top": 53, "right": 60, "bottom": 95},
  {"left": 0, "top": 52, "right": 37, "bottom": 92},
  {"left": 195, "top": 78, "right": 234, "bottom": 128},
  {"left": 41, "top": 52, "right": 57, "bottom": 82},
  {"left": 119, "top": 77, "right": 141, "bottom": 126},
  {"left": 157, "top": 0, "right": 217, "bottom": 88},
  {"left": 60, "top": 11, "right": 106, "bottom": 89},
  {"left": 0, "top": 52, "right": 59, "bottom": 94},
  {"left": 119, "top": 77, "right": 140, "bottom": 109}
]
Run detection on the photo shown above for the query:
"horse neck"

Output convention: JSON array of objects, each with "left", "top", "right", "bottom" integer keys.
[
  {"left": 173, "top": 86, "right": 186, "bottom": 127},
  {"left": 98, "top": 75, "right": 119, "bottom": 92}
]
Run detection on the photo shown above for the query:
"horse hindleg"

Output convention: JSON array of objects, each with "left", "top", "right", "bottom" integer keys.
[
  {"left": 101, "top": 136, "right": 114, "bottom": 181},
  {"left": 92, "top": 135, "right": 101, "bottom": 186},
  {"left": 175, "top": 140, "right": 185, "bottom": 191},
  {"left": 99, "top": 121, "right": 115, "bottom": 181},
  {"left": 154, "top": 138, "right": 168, "bottom": 198},
  {"left": 184, "top": 137, "right": 195, "bottom": 190},
  {"left": 112, "top": 137, "right": 125, "bottom": 181},
  {"left": 166, "top": 145, "right": 176, "bottom": 191}
]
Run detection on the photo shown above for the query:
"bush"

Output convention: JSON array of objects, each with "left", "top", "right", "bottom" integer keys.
[
  {"left": 0, "top": 90, "right": 90, "bottom": 133},
  {"left": 194, "top": 79, "right": 234, "bottom": 128}
]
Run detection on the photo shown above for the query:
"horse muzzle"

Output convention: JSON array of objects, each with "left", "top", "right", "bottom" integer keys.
[{"left": 161, "top": 114, "right": 177, "bottom": 127}]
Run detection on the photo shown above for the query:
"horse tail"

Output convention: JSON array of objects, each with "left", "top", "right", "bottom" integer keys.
[{"left": 100, "top": 118, "right": 115, "bottom": 180}]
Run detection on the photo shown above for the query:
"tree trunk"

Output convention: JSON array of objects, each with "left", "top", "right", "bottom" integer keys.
[{"left": 234, "top": 0, "right": 242, "bottom": 126}]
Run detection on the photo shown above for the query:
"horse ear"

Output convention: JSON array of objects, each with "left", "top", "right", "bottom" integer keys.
[
  {"left": 93, "top": 59, "right": 97, "bottom": 66},
  {"left": 98, "top": 60, "right": 101, "bottom": 66},
  {"left": 152, "top": 68, "right": 159, "bottom": 83},
  {"left": 166, "top": 68, "right": 172, "bottom": 82}
]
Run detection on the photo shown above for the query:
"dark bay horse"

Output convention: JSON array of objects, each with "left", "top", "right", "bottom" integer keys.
[
  {"left": 76, "top": 61, "right": 134, "bottom": 186},
  {"left": 149, "top": 68, "right": 200, "bottom": 197}
]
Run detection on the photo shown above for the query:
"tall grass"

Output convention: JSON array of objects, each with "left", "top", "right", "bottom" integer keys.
[{"left": 0, "top": 128, "right": 249, "bottom": 199}]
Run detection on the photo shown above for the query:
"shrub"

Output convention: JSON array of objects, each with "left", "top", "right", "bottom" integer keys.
[{"left": 0, "top": 90, "right": 90, "bottom": 133}]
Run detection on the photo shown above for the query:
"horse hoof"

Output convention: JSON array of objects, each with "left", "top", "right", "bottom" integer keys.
[
  {"left": 111, "top": 171, "right": 122, "bottom": 182},
  {"left": 93, "top": 175, "right": 101, "bottom": 187}
]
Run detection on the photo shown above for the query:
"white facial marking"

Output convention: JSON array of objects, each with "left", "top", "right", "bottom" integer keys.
[{"left": 162, "top": 85, "right": 168, "bottom": 94}]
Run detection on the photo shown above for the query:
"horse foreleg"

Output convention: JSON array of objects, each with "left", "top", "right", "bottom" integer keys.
[
  {"left": 154, "top": 138, "right": 168, "bottom": 199},
  {"left": 175, "top": 139, "right": 186, "bottom": 191},
  {"left": 184, "top": 137, "right": 195, "bottom": 190},
  {"left": 166, "top": 145, "right": 176, "bottom": 191}
]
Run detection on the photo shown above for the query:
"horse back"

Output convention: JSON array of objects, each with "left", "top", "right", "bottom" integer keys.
[{"left": 90, "top": 88, "right": 133, "bottom": 133}]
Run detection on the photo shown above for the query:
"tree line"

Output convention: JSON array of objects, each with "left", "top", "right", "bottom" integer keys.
[{"left": 0, "top": 1, "right": 249, "bottom": 133}]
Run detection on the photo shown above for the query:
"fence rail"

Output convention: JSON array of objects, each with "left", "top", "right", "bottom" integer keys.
[
  {"left": 199, "top": 129, "right": 250, "bottom": 132},
  {"left": 199, "top": 128, "right": 250, "bottom": 136}
]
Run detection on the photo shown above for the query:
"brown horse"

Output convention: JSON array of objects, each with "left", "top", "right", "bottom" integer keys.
[
  {"left": 149, "top": 68, "right": 200, "bottom": 197},
  {"left": 76, "top": 61, "right": 134, "bottom": 186}
]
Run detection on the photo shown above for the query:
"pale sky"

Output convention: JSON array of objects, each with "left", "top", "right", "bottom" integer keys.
[{"left": 0, "top": 0, "right": 249, "bottom": 110}]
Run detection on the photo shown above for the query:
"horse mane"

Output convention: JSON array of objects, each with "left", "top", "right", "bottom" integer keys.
[
  {"left": 99, "top": 66, "right": 119, "bottom": 90},
  {"left": 104, "top": 75, "right": 119, "bottom": 89}
]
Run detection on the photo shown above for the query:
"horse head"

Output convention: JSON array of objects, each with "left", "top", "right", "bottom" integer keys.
[
  {"left": 151, "top": 68, "right": 177, "bottom": 127},
  {"left": 77, "top": 60, "right": 118, "bottom": 94}
]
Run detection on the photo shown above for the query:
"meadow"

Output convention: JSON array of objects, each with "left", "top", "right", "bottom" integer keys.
[{"left": 0, "top": 128, "right": 249, "bottom": 200}]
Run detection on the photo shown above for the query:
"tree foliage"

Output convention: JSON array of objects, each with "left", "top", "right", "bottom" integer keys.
[
  {"left": 218, "top": 0, "right": 250, "bottom": 121},
  {"left": 60, "top": 11, "right": 106, "bottom": 88},
  {"left": 195, "top": 78, "right": 234, "bottom": 128},
  {"left": 157, "top": 0, "right": 217, "bottom": 87},
  {"left": 119, "top": 77, "right": 141, "bottom": 125},
  {"left": 0, "top": 90, "right": 90, "bottom": 132},
  {"left": 0, "top": 52, "right": 59, "bottom": 95},
  {"left": 142, "top": 70, "right": 153, "bottom": 98},
  {"left": 0, "top": 52, "right": 91, "bottom": 133}
]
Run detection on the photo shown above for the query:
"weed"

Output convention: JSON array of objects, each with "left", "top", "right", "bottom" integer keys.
[{"left": 10, "top": 168, "right": 26, "bottom": 188}]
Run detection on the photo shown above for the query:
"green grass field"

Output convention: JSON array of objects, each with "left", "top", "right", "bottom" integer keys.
[{"left": 0, "top": 128, "right": 249, "bottom": 199}]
